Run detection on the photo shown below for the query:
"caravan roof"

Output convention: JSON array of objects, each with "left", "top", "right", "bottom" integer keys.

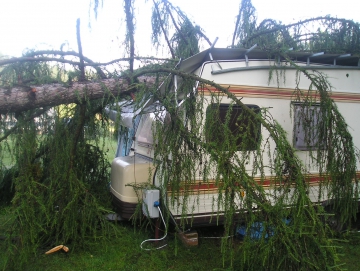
[{"left": 178, "top": 47, "right": 360, "bottom": 74}]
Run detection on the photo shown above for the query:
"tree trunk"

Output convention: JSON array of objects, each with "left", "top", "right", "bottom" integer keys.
[{"left": 0, "top": 77, "right": 155, "bottom": 114}]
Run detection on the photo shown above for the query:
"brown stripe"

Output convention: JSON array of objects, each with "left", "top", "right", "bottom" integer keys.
[{"left": 167, "top": 172, "right": 360, "bottom": 194}]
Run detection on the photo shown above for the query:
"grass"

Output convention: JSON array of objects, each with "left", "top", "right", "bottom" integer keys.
[
  {"left": 0, "top": 134, "right": 118, "bottom": 167},
  {"left": 336, "top": 232, "right": 360, "bottom": 270},
  {"left": 0, "top": 213, "right": 229, "bottom": 271},
  {"left": 1, "top": 206, "right": 360, "bottom": 271},
  {"left": 0, "top": 137, "right": 15, "bottom": 168},
  {"left": 33, "top": 234, "right": 224, "bottom": 271}
]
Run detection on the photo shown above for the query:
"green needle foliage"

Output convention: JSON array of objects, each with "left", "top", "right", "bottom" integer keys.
[
  {"left": 0, "top": 77, "right": 115, "bottom": 270},
  {"left": 233, "top": 0, "right": 360, "bottom": 53}
]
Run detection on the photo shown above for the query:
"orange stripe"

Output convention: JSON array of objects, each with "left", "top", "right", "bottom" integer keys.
[{"left": 199, "top": 85, "right": 360, "bottom": 103}]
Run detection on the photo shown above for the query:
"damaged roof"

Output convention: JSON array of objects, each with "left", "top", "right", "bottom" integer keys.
[{"left": 178, "top": 47, "right": 360, "bottom": 74}]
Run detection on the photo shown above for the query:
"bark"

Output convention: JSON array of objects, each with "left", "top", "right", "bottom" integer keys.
[{"left": 0, "top": 77, "right": 155, "bottom": 114}]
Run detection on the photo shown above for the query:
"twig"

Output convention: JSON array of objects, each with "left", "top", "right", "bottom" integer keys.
[{"left": 76, "top": 18, "right": 86, "bottom": 82}]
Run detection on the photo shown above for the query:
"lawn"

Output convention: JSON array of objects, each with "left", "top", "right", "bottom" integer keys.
[
  {"left": 0, "top": 131, "right": 118, "bottom": 167},
  {"left": 1, "top": 203, "right": 360, "bottom": 271},
  {"left": 0, "top": 207, "right": 228, "bottom": 271}
]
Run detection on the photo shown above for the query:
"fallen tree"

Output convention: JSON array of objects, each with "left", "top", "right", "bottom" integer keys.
[
  {"left": 0, "top": 76, "right": 154, "bottom": 114},
  {"left": 1, "top": 0, "right": 360, "bottom": 270}
]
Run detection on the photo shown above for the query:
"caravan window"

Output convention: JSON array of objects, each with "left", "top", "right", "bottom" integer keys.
[
  {"left": 205, "top": 104, "right": 261, "bottom": 151},
  {"left": 293, "top": 104, "right": 322, "bottom": 150}
]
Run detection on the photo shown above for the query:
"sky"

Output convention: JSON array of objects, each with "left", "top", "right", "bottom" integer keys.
[{"left": 0, "top": 0, "right": 359, "bottom": 62}]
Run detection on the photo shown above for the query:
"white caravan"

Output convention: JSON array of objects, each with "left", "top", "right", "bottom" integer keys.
[{"left": 108, "top": 47, "right": 360, "bottom": 226}]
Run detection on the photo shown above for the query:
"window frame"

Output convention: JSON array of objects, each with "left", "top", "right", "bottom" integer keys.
[
  {"left": 292, "top": 102, "right": 322, "bottom": 151},
  {"left": 205, "top": 103, "right": 261, "bottom": 151}
]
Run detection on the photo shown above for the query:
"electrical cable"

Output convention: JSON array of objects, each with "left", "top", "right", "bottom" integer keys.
[{"left": 140, "top": 206, "right": 168, "bottom": 251}]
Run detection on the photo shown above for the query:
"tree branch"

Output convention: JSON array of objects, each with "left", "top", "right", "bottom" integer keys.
[
  {"left": 124, "top": 0, "right": 135, "bottom": 73},
  {"left": 153, "top": 0, "right": 175, "bottom": 58},
  {"left": 165, "top": 1, "right": 194, "bottom": 56},
  {"left": 243, "top": 16, "right": 358, "bottom": 46},
  {"left": 232, "top": 14, "right": 240, "bottom": 48},
  {"left": 0, "top": 57, "right": 84, "bottom": 67},
  {"left": 0, "top": 55, "right": 177, "bottom": 68},
  {"left": 195, "top": 27, "right": 212, "bottom": 47},
  {"left": 76, "top": 18, "right": 86, "bottom": 81}
]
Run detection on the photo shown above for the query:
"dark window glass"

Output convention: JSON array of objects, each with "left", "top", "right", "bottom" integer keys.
[{"left": 205, "top": 104, "right": 261, "bottom": 151}]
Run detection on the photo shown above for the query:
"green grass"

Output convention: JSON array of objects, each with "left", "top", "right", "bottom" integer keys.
[
  {"left": 32, "top": 235, "right": 224, "bottom": 271},
  {"left": 1, "top": 209, "right": 360, "bottom": 271},
  {"left": 94, "top": 136, "right": 118, "bottom": 164},
  {"left": 0, "top": 134, "right": 118, "bottom": 168},
  {"left": 0, "top": 216, "right": 229, "bottom": 271},
  {"left": 335, "top": 232, "right": 360, "bottom": 270},
  {"left": 0, "top": 137, "right": 16, "bottom": 168}
]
